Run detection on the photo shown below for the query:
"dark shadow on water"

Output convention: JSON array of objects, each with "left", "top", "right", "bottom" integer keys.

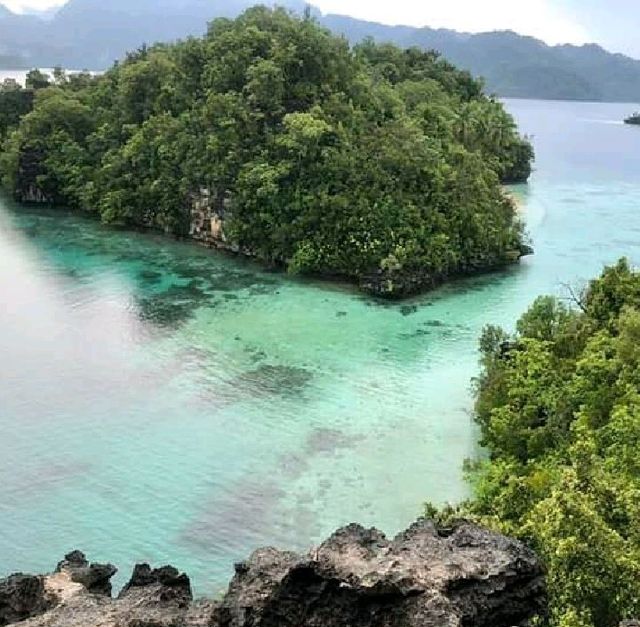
[
  {"left": 137, "top": 269, "right": 163, "bottom": 286},
  {"left": 135, "top": 281, "right": 217, "bottom": 328},
  {"left": 400, "top": 304, "right": 418, "bottom": 316},
  {"left": 230, "top": 364, "right": 314, "bottom": 398},
  {"left": 136, "top": 296, "right": 202, "bottom": 328},
  {"left": 188, "top": 362, "right": 315, "bottom": 410},
  {"left": 303, "top": 427, "right": 363, "bottom": 456}
]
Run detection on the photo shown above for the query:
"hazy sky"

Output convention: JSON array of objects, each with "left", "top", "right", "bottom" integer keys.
[{"left": 3, "top": 0, "right": 640, "bottom": 57}]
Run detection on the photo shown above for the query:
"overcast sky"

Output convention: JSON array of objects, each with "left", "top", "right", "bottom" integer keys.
[{"left": 4, "top": 0, "right": 640, "bottom": 58}]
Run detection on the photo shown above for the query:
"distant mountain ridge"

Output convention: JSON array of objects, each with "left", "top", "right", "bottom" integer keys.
[
  {"left": 322, "top": 14, "right": 640, "bottom": 102},
  {"left": 1, "top": 0, "right": 640, "bottom": 101}
]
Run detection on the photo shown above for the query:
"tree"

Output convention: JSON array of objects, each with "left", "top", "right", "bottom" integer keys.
[
  {"left": 52, "top": 66, "right": 67, "bottom": 86},
  {"left": 25, "top": 69, "right": 51, "bottom": 90},
  {"left": 0, "top": 78, "right": 21, "bottom": 92}
]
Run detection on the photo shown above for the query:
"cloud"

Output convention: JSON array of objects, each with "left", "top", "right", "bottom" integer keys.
[
  {"left": 559, "top": 0, "right": 640, "bottom": 57},
  {"left": 3, "top": 0, "right": 62, "bottom": 12}
]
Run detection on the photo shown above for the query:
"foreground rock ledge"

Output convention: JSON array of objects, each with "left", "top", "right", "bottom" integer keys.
[{"left": 0, "top": 519, "right": 547, "bottom": 627}]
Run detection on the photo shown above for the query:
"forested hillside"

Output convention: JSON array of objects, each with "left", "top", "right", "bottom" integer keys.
[
  {"left": 0, "top": 8, "right": 532, "bottom": 296},
  {"left": 2, "top": 0, "right": 640, "bottom": 101},
  {"left": 463, "top": 258, "right": 640, "bottom": 626}
]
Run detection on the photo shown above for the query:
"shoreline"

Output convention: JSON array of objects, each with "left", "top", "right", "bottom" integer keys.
[{"left": 2, "top": 196, "right": 531, "bottom": 300}]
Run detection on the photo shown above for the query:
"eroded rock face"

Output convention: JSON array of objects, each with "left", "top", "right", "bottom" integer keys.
[
  {"left": 215, "top": 520, "right": 547, "bottom": 627},
  {"left": 0, "top": 575, "right": 51, "bottom": 626},
  {"left": 7, "top": 559, "right": 207, "bottom": 627},
  {"left": 121, "top": 564, "right": 192, "bottom": 600},
  {"left": 115, "top": 563, "right": 196, "bottom": 625},
  {"left": 55, "top": 551, "right": 117, "bottom": 597},
  {"left": 15, "top": 147, "right": 51, "bottom": 204},
  {"left": 0, "top": 519, "right": 546, "bottom": 627}
]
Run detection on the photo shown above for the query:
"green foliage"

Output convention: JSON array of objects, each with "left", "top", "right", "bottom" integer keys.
[
  {"left": 467, "top": 258, "right": 640, "bottom": 626},
  {"left": 0, "top": 83, "right": 34, "bottom": 141},
  {"left": 0, "top": 7, "right": 533, "bottom": 295},
  {"left": 25, "top": 69, "right": 51, "bottom": 90}
]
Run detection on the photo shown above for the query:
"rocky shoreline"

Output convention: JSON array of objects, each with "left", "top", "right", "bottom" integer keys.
[
  {"left": 189, "top": 187, "right": 533, "bottom": 299},
  {"left": 9, "top": 176, "right": 532, "bottom": 300},
  {"left": 1, "top": 519, "right": 548, "bottom": 627}
]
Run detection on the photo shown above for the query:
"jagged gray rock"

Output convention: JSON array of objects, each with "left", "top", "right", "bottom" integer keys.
[
  {"left": 120, "top": 564, "right": 191, "bottom": 600},
  {"left": 55, "top": 551, "right": 117, "bottom": 597},
  {"left": 8, "top": 559, "right": 209, "bottom": 627},
  {"left": 214, "top": 519, "right": 546, "bottom": 627},
  {"left": 0, "top": 575, "right": 51, "bottom": 626},
  {"left": 0, "top": 519, "right": 547, "bottom": 627}
]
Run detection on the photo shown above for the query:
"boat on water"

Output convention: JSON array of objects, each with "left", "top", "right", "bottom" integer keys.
[{"left": 624, "top": 112, "right": 640, "bottom": 125}]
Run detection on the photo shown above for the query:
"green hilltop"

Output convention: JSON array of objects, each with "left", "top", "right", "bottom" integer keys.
[{"left": 0, "top": 7, "right": 533, "bottom": 297}]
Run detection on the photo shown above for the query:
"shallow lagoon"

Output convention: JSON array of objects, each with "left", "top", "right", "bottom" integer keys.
[{"left": 1, "top": 99, "right": 640, "bottom": 593}]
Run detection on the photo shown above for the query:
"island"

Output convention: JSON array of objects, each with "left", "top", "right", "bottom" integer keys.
[{"left": 0, "top": 7, "right": 534, "bottom": 298}]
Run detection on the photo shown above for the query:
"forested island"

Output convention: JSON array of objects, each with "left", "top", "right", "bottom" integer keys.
[{"left": 0, "top": 7, "right": 533, "bottom": 297}]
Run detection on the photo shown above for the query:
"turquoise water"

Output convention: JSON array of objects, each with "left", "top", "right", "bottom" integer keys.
[{"left": 1, "top": 99, "right": 639, "bottom": 594}]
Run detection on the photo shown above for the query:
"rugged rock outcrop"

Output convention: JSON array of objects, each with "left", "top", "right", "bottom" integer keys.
[
  {"left": 215, "top": 520, "right": 546, "bottom": 627},
  {"left": 0, "top": 575, "right": 51, "bottom": 626},
  {"left": 0, "top": 519, "right": 547, "bottom": 627},
  {"left": 55, "top": 551, "right": 117, "bottom": 596},
  {"left": 15, "top": 146, "right": 51, "bottom": 204},
  {"left": 190, "top": 187, "right": 231, "bottom": 247},
  {"left": 5, "top": 561, "right": 213, "bottom": 627},
  {"left": 0, "top": 552, "right": 119, "bottom": 627}
]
